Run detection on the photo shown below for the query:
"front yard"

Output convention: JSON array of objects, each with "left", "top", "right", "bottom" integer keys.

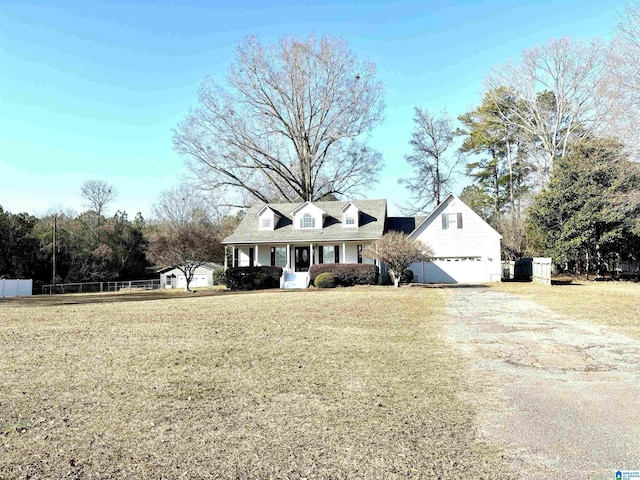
[
  {"left": 494, "top": 280, "right": 640, "bottom": 337},
  {"left": 0, "top": 288, "right": 513, "bottom": 478}
]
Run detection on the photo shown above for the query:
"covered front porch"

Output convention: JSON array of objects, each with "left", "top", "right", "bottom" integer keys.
[{"left": 224, "top": 241, "right": 377, "bottom": 288}]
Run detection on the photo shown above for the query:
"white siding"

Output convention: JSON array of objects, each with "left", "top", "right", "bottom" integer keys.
[
  {"left": 292, "top": 203, "right": 324, "bottom": 230},
  {"left": 340, "top": 242, "right": 373, "bottom": 264},
  {"left": 160, "top": 265, "right": 218, "bottom": 289},
  {"left": 344, "top": 243, "right": 359, "bottom": 263},
  {"left": 258, "top": 248, "right": 271, "bottom": 266},
  {"left": 342, "top": 203, "right": 360, "bottom": 228},
  {"left": 258, "top": 209, "right": 279, "bottom": 230},
  {"left": 410, "top": 195, "right": 501, "bottom": 283}
]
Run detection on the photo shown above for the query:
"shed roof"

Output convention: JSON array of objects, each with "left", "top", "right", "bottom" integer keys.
[{"left": 157, "top": 262, "right": 223, "bottom": 274}]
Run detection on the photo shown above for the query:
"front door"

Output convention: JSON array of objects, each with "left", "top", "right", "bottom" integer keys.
[{"left": 295, "top": 246, "right": 310, "bottom": 272}]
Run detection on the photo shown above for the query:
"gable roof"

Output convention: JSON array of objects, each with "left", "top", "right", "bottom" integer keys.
[
  {"left": 157, "top": 262, "right": 223, "bottom": 274},
  {"left": 409, "top": 193, "right": 502, "bottom": 238},
  {"left": 290, "top": 201, "right": 326, "bottom": 216},
  {"left": 257, "top": 205, "right": 281, "bottom": 217},
  {"left": 223, "top": 199, "right": 387, "bottom": 244},
  {"left": 340, "top": 201, "right": 360, "bottom": 213}
]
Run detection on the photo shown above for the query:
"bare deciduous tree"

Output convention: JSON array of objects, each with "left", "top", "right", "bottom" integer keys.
[
  {"left": 148, "top": 224, "right": 221, "bottom": 292},
  {"left": 174, "top": 35, "right": 385, "bottom": 207},
  {"left": 80, "top": 180, "right": 117, "bottom": 218},
  {"left": 607, "top": 3, "right": 640, "bottom": 156},
  {"left": 152, "top": 182, "right": 229, "bottom": 227},
  {"left": 486, "top": 37, "right": 609, "bottom": 182},
  {"left": 362, "top": 231, "right": 433, "bottom": 288},
  {"left": 399, "top": 108, "right": 459, "bottom": 214}
]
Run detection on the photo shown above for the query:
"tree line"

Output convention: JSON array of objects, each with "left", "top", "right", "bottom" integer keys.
[{"left": 0, "top": 180, "right": 239, "bottom": 289}]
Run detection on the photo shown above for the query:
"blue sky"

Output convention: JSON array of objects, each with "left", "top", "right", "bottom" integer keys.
[{"left": 0, "top": 0, "right": 624, "bottom": 217}]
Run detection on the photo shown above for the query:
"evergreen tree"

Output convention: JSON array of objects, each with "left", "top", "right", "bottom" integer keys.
[
  {"left": 458, "top": 88, "right": 532, "bottom": 222},
  {"left": 529, "top": 137, "right": 640, "bottom": 277}
]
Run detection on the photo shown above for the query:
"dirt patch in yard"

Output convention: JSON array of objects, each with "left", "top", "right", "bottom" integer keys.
[{"left": 446, "top": 287, "right": 640, "bottom": 479}]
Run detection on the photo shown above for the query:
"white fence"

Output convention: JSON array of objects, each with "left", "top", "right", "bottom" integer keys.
[
  {"left": 0, "top": 279, "right": 33, "bottom": 298},
  {"left": 42, "top": 279, "right": 161, "bottom": 295},
  {"left": 514, "top": 257, "right": 552, "bottom": 285}
]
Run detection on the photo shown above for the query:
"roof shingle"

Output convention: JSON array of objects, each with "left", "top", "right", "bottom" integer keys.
[{"left": 223, "top": 199, "right": 388, "bottom": 244}]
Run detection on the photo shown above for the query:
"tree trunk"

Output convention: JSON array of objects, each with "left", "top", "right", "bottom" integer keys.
[
  {"left": 506, "top": 139, "right": 515, "bottom": 223},
  {"left": 391, "top": 270, "right": 401, "bottom": 288},
  {"left": 492, "top": 152, "right": 500, "bottom": 219},
  {"left": 435, "top": 157, "right": 441, "bottom": 205},
  {"left": 585, "top": 251, "right": 590, "bottom": 281}
]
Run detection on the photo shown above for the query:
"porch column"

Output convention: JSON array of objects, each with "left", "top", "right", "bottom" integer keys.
[
  {"left": 286, "top": 244, "right": 291, "bottom": 270},
  {"left": 310, "top": 243, "right": 314, "bottom": 266},
  {"left": 224, "top": 246, "right": 228, "bottom": 270},
  {"left": 255, "top": 244, "right": 259, "bottom": 266},
  {"left": 342, "top": 242, "right": 346, "bottom": 263}
]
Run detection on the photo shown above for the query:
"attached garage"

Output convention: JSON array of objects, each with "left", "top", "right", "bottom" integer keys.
[
  {"left": 409, "top": 257, "right": 489, "bottom": 284},
  {"left": 389, "top": 193, "right": 502, "bottom": 284}
]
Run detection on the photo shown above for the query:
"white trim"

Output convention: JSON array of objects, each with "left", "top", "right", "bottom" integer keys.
[
  {"left": 290, "top": 201, "right": 326, "bottom": 216},
  {"left": 409, "top": 193, "right": 502, "bottom": 238}
]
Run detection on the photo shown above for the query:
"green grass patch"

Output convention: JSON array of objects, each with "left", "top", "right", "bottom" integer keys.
[{"left": 0, "top": 288, "right": 513, "bottom": 478}]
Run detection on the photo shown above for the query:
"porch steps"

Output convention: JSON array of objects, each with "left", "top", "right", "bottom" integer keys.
[{"left": 283, "top": 272, "right": 309, "bottom": 289}]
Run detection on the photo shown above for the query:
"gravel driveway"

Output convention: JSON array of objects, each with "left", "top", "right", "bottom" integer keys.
[{"left": 446, "top": 287, "right": 640, "bottom": 480}]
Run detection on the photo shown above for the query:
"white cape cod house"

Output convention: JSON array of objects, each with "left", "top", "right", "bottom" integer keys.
[{"left": 222, "top": 194, "right": 502, "bottom": 287}]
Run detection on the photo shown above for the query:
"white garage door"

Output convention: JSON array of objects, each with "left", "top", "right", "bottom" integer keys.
[{"left": 411, "top": 257, "right": 487, "bottom": 284}]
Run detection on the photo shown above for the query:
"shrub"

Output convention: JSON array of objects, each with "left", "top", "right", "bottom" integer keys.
[
  {"left": 314, "top": 272, "right": 336, "bottom": 288},
  {"left": 388, "top": 268, "right": 414, "bottom": 286},
  {"left": 211, "top": 268, "right": 226, "bottom": 285},
  {"left": 254, "top": 272, "right": 270, "bottom": 289},
  {"left": 309, "top": 264, "right": 378, "bottom": 287},
  {"left": 240, "top": 274, "right": 255, "bottom": 290},
  {"left": 225, "top": 266, "right": 283, "bottom": 290},
  {"left": 402, "top": 268, "right": 414, "bottom": 283}
]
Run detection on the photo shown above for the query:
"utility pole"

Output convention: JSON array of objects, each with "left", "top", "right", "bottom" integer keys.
[{"left": 52, "top": 215, "right": 56, "bottom": 295}]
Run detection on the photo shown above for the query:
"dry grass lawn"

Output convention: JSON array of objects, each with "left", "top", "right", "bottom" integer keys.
[
  {"left": 494, "top": 281, "right": 640, "bottom": 337},
  {"left": 0, "top": 287, "right": 513, "bottom": 479}
]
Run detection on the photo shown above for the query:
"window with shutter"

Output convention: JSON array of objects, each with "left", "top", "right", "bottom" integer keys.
[
  {"left": 322, "top": 245, "right": 337, "bottom": 264},
  {"left": 442, "top": 213, "right": 462, "bottom": 229},
  {"left": 275, "top": 247, "right": 286, "bottom": 267}
]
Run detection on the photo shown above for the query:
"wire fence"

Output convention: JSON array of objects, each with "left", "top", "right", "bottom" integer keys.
[{"left": 42, "top": 279, "right": 161, "bottom": 295}]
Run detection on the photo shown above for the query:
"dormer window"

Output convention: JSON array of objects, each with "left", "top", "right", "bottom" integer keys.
[
  {"left": 257, "top": 205, "right": 280, "bottom": 231},
  {"left": 291, "top": 202, "right": 324, "bottom": 230},
  {"left": 300, "top": 213, "right": 315, "bottom": 229},
  {"left": 341, "top": 201, "right": 359, "bottom": 228}
]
